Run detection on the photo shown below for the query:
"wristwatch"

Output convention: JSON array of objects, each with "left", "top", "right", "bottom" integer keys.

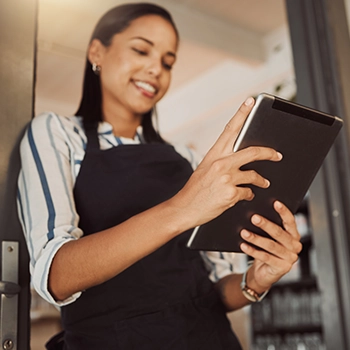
[{"left": 240, "top": 264, "right": 269, "bottom": 303}]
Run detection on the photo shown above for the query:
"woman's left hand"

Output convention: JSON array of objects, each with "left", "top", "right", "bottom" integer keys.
[{"left": 239, "top": 200, "right": 303, "bottom": 292}]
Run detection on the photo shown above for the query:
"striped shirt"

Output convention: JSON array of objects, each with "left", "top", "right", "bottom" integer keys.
[{"left": 17, "top": 112, "right": 237, "bottom": 307}]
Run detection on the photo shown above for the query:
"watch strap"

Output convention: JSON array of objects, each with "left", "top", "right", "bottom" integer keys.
[{"left": 240, "top": 263, "right": 269, "bottom": 302}]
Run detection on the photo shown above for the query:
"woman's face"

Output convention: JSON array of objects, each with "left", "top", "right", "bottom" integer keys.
[{"left": 90, "top": 15, "right": 178, "bottom": 120}]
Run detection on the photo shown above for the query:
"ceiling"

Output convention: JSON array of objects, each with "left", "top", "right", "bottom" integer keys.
[
  {"left": 169, "top": 0, "right": 287, "bottom": 34},
  {"left": 37, "top": 0, "right": 287, "bottom": 60}
]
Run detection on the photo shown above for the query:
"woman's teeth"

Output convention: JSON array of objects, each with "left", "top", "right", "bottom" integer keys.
[{"left": 134, "top": 81, "right": 156, "bottom": 94}]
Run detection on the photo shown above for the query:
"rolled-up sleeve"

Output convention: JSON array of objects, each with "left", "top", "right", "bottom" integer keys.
[
  {"left": 17, "top": 113, "right": 83, "bottom": 306},
  {"left": 200, "top": 251, "right": 240, "bottom": 282}
]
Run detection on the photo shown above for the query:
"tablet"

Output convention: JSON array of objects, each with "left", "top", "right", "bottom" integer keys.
[{"left": 187, "top": 93, "right": 343, "bottom": 252}]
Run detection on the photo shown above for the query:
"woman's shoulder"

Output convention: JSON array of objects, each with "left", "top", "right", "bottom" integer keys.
[
  {"left": 30, "top": 112, "right": 83, "bottom": 132},
  {"left": 21, "top": 112, "right": 87, "bottom": 154},
  {"left": 26, "top": 112, "right": 85, "bottom": 141}
]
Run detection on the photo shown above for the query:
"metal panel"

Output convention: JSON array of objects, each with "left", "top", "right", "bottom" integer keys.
[
  {"left": 286, "top": 0, "right": 350, "bottom": 349},
  {"left": 1, "top": 242, "right": 19, "bottom": 350},
  {"left": 0, "top": 0, "right": 37, "bottom": 349}
]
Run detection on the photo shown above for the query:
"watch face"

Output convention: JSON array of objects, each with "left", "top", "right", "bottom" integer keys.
[
  {"left": 241, "top": 264, "right": 269, "bottom": 303},
  {"left": 242, "top": 288, "right": 259, "bottom": 303}
]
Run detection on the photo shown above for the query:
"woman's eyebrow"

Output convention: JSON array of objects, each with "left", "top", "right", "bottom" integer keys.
[
  {"left": 131, "top": 36, "right": 176, "bottom": 58},
  {"left": 131, "top": 36, "right": 154, "bottom": 45}
]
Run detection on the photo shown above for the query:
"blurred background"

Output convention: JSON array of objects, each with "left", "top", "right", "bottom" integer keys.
[
  {"left": 3, "top": 0, "right": 349, "bottom": 349},
  {"left": 35, "top": 0, "right": 297, "bottom": 156}
]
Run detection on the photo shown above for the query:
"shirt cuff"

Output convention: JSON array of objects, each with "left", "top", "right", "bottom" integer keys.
[{"left": 200, "top": 251, "right": 236, "bottom": 283}]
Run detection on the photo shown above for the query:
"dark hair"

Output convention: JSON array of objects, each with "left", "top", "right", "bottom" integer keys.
[{"left": 75, "top": 3, "right": 179, "bottom": 143}]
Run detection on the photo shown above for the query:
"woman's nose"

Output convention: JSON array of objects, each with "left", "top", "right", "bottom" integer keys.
[{"left": 147, "top": 59, "right": 162, "bottom": 77}]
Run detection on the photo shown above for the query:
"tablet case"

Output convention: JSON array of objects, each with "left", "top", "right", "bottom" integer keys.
[{"left": 187, "top": 93, "right": 343, "bottom": 252}]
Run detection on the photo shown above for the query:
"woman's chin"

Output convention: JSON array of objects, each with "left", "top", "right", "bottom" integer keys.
[{"left": 131, "top": 105, "right": 154, "bottom": 116}]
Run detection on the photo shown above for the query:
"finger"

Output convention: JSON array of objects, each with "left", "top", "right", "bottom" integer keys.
[
  {"left": 232, "top": 169, "right": 270, "bottom": 189},
  {"left": 240, "top": 241, "right": 293, "bottom": 272},
  {"left": 207, "top": 97, "right": 255, "bottom": 158},
  {"left": 274, "top": 201, "right": 300, "bottom": 240},
  {"left": 241, "top": 229, "right": 300, "bottom": 263},
  {"left": 235, "top": 187, "right": 255, "bottom": 203},
  {"left": 250, "top": 215, "right": 303, "bottom": 255},
  {"left": 230, "top": 146, "right": 283, "bottom": 169}
]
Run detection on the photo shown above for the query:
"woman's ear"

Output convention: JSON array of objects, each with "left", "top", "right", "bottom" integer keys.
[{"left": 87, "top": 39, "right": 105, "bottom": 66}]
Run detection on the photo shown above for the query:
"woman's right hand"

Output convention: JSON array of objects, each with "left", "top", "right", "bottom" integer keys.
[{"left": 171, "top": 97, "right": 283, "bottom": 227}]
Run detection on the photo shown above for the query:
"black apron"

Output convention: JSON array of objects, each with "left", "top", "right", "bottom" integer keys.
[{"left": 55, "top": 124, "right": 242, "bottom": 349}]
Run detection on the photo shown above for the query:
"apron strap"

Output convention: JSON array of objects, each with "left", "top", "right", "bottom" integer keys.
[{"left": 83, "top": 121, "right": 99, "bottom": 151}]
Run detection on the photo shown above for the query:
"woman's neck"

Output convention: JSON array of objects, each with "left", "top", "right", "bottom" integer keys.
[{"left": 102, "top": 102, "right": 142, "bottom": 138}]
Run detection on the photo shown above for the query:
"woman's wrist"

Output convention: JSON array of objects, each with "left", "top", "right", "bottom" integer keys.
[
  {"left": 245, "top": 263, "right": 271, "bottom": 296},
  {"left": 157, "top": 197, "right": 195, "bottom": 237}
]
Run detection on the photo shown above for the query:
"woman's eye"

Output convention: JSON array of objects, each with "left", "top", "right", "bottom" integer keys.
[
  {"left": 132, "top": 48, "right": 147, "bottom": 55},
  {"left": 163, "top": 63, "right": 173, "bottom": 71}
]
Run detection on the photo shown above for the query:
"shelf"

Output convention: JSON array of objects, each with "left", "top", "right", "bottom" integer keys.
[
  {"left": 273, "top": 276, "right": 317, "bottom": 289},
  {"left": 251, "top": 279, "right": 323, "bottom": 336},
  {"left": 253, "top": 324, "right": 323, "bottom": 336},
  {"left": 252, "top": 332, "right": 326, "bottom": 350},
  {"left": 250, "top": 196, "right": 328, "bottom": 346}
]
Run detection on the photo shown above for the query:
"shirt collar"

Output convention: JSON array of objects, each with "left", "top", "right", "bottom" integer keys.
[{"left": 97, "top": 121, "right": 144, "bottom": 143}]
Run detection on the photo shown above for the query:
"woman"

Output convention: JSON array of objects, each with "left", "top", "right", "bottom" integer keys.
[{"left": 18, "top": 3, "right": 302, "bottom": 349}]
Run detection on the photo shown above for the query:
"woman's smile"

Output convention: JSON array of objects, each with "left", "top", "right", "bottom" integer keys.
[{"left": 133, "top": 79, "right": 159, "bottom": 98}]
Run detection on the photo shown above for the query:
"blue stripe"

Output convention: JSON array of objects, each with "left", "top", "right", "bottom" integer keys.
[
  {"left": 136, "top": 131, "right": 144, "bottom": 144},
  {"left": 67, "top": 226, "right": 76, "bottom": 234},
  {"left": 19, "top": 174, "right": 36, "bottom": 266},
  {"left": 99, "top": 129, "right": 113, "bottom": 135},
  {"left": 55, "top": 114, "right": 79, "bottom": 155},
  {"left": 17, "top": 189, "right": 26, "bottom": 232},
  {"left": 27, "top": 124, "right": 56, "bottom": 241},
  {"left": 219, "top": 252, "right": 233, "bottom": 272},
  {"left": 115, "top": 137, "right": 123, "bottom": 145},
  {"left": 73, "top": 125, "right": 86, "bottom": 150},
  {"left": 55, "top": 114, "right": 82, "bottom": 178},
  {"left": 59, "top": 117, "right": 83, "bottom": 148},
  {"left": 46, "top": 115, "right": 77, "bottom": 227},
  {"left": 101, "top": 134, "right": 116, "bottom": 147}
]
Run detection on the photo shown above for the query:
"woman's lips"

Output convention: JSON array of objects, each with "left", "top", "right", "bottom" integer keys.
[{"left": 133, "top": 80, "right": 158, "bottom": 98}]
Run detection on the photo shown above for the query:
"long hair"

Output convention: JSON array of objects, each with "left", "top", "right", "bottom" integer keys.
[{"left": 75, "top": 3, "right": 179, "bottom": 143}]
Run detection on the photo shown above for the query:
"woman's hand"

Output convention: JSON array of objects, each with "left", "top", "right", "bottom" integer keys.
[
  {"left": 172, "top": 97, "right": 282, "bottom": 227},
  {"left": 240, "top": 200, "right": 303, "bottom": 293}
]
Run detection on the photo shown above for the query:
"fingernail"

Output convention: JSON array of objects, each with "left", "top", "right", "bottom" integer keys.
[
  {"left": 265, "top": 179, "right": 270, "bottom": 187},
  {"left": 240, "top": 243, "right": 249, "bottom": 251},
  {"left": 275, "top": 201, "right": 283, "bottom": 209},
  {"left": 241, "top": 230, "right": 251, "bottom": 239},
  {"left": 277, "top": 152, "right": 283, "bottom": 160},
  {"left": 252, "top": 215, "right": 261, "bottom": 224},
  {"left": 244, "top": 97, "right": 254, "bottom": 106}
]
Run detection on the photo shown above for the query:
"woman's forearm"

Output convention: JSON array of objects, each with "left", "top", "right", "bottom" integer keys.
[
  {"left": 49, "top": 198, "right": 191, "bottom": 301},
  {"left": 215, "top": 269, "right": 269, "bottom": 311}
]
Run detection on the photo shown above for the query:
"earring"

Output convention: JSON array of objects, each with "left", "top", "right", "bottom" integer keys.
[{"left": 92, "top": 63, "right": 101, "bottom": 75}]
